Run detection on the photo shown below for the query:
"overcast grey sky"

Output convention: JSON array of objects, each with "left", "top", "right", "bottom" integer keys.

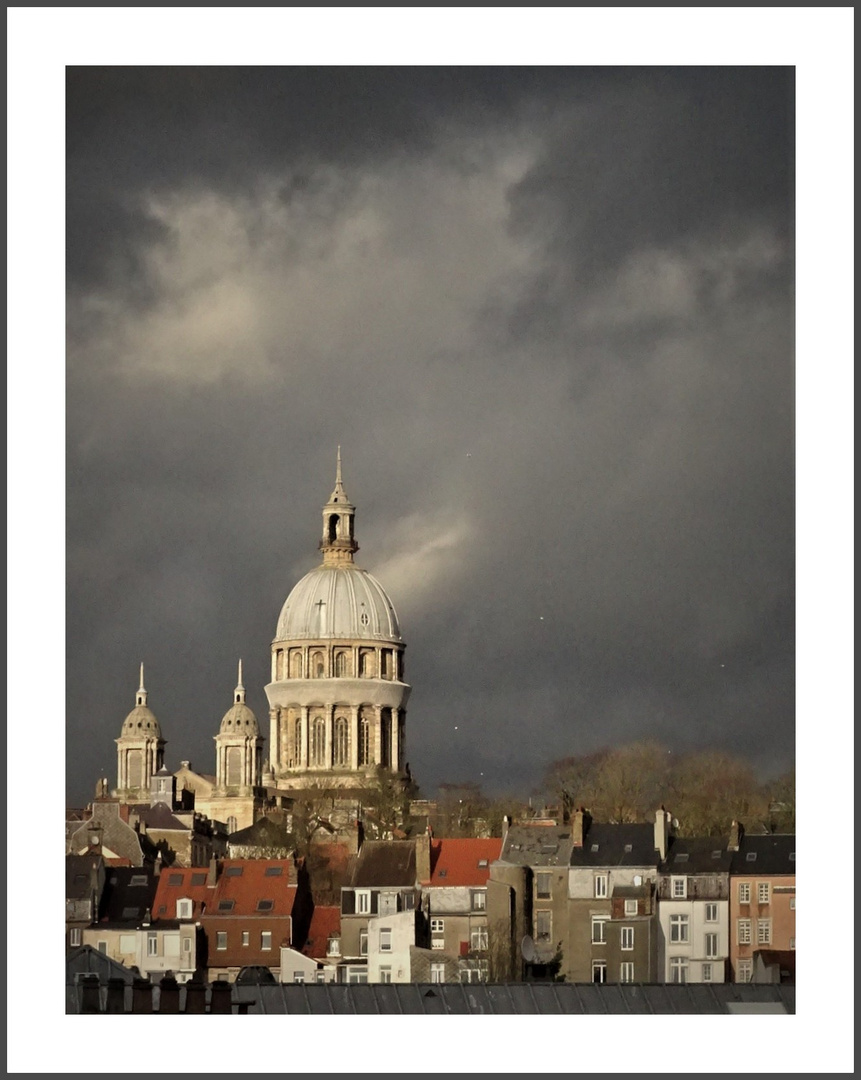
[{"left": 59, "top": 63, "right": 804, "bottom": 808}]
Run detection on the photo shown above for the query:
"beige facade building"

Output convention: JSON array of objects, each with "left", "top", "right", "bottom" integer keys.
[{"left": 264, "top": 451, "right": 411, "bottom": 797}]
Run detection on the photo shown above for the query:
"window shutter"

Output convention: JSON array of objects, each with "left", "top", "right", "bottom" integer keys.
[
  {"left": 342, "top": 889, "right": 355, "bottom": 915},
  {"left": 370, "top": 891, "right": 378, "bottom": 915}
]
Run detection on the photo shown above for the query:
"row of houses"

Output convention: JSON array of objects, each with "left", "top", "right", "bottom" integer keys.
[{"left": 66, "top": 809, "right": 795, "bottom": 987}]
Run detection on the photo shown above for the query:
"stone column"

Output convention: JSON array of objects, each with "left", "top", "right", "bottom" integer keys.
[
  {"left": 269, "top": 707, "right": 279, "bottom": 771},
  {"left": 325, "top": 704, "right": 334, "bottom": 768},
  {"left": 391, "top": 709, "right": 400, "bottom": 773},
  {"left": 373, "top": 705, "right": 383, "bottom": 766},
  {"left": 300, "top": 707, "right": 310, "bottom": 767},
  {"left": 350, "top": 706, "right": 360, "bottom": 770}
]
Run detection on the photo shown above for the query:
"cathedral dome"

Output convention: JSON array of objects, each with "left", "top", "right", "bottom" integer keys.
[
  {"left": 219, "top": 701, "right": 259, "bottom": 735},
  {"left": 275, "top": 564, "right": 401, "bottom": 642},
  {"left": 122, "top": 704, "right": 161, "bottom": 737}
]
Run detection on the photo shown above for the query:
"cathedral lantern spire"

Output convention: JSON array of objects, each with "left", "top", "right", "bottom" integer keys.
[
  {"left": 235, "top": 659, "right": 245, "bottom": 704},
  {"left": 137, "top": 662, "right": 147, "bottom": 707},
  {"left": 320, "top": 447, "right": 359, "bottom": 566}
]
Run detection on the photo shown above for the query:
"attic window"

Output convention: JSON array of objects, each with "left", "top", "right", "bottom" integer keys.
[
  {"left": 624, "top": 844, "right": 633, "bottom": 853},
  {"left": 217, "top": 900, "right": 235, "bottom": 912},
  {"left": 129, "top": 875, "right": 148, "bottom": 886},
  {"left": 746, "top": 852, "right": 757, "bottom": 862},
  {"left": 257, "top": 900, "right": 274, "bottom": 912},
  {"left": 168, "top": 873, "right": 184, "bottom": 886},
  {"left": 225, "top": 867, "right": 244, "bottom": 877},
  {"left": 264, "top": 866, "right": 284, "bottom": 877},
  {"left": 590, "top": 844, "right": 600, "bottom": 853},
  {"left": 158, "top": 905, "right": 167, "bottom": 915},
  {"left": 478, "top": 860, "right": 488, "bottom": 868},
  {"left": 121, "top": 906, "right": 140, "bottom": 919},
  {"left": 191, "top": 873, "right": 206, "bottom": 886},
  {"left": 438, "top": 869, "right": 447, "bottom": 878},
  {"left": 712, "top": 851, "right": 722, "bottom": 859},
  {"left": 675, "top": 853, "right": 689, "bottom": 862}
]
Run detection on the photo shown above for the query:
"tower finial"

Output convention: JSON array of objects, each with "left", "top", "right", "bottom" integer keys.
[
  {"left": 235, "top": 659, "right": 246, "bottom": 704},
  {"left": 136, "top": 663, "right": 147, "bottom": 707},
  {"left": 336, "top": 445, "right": 342, "bottom": 485},
  {"left": 321, "top": 449, "right": 358, "bottom": 565}
]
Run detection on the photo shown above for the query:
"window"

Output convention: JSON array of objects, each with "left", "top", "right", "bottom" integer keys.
[
  {"left": 789, "top": 937, "right": 795, "bottom": 950},
  {"left": 378, "top": 892, "right": 398, "bottom": 916},
  {"left": 327, "top": 935, "right": 340, "bottom": 957},
  {"left": 334, "top": 716, "right": 350, "bottom": 767},
  {"left": 702, "top": 963, "right": 713, "bottom": 982},
  {"left": 624, "top": 899, "right": 638, "bottom": 916},
  {"left": 621, "top": 926, "right": 634, "bottom": 951},
  {"left": 191, "top": 873, "right": 206, "bottom": 887},
  {"left": 790, "top": 897, "right": 796, "bottom": 910},
  {"left": 745, "top": 852, "right": 757, "bottom": 862},
  {"left": 705, "top": 932, "right": 719, "bottom": 958},
  {"left": 738, "top": 882, "right": 751, "bottom": 904},
  {"left": 129, "top": 875, "right": 148, "bottom": 887},
  {"left": 620, "top": 962, "right": 635, "bottom": 983},
  {"left": 360, "top": 930, "right": 368, "bottom": 957},
  {"left": 256, "top": 900, "right": 274, "bottom": 912},
  {"left": 671, "top": 876, "right": 687, "bottom": 899},
  {"left": 592, "top": 961, "right": 607, "bottom": 983},
  {"left": 757, "top": 919, "right": 772, "bottom": 945},
  {"left": 97, "top": 941, "right": 108, "bottom": 955},
  {"left": 217, "top": 900, "right": 235, "bottom": 913},
  {"left": 737, "top": 959, "right": 752, "bottom": 983},
  {"left": 356, "top": 890, "right": 371, "bottom": 914},
  {"left": 261, "top": 931, "right": 272, "bottom": 951},
  {"left": 358, "top": 714, "right": 371, "bottom": 767},
  {"left": 431, "top": 939, "right": 445, "bottom": 950},
  {"left": 168, "top": 873, "right": 184, "bottom": 886},
  {"left": 758, "top": 882, "right": 770, "bottom": 904},
  {"left": 471, "top": 890, "right": 487, "bottom": 911},
  {"left": 242, "top": 931, "right": 250, "bottom": 947},
  {"left": 737, "top": 919, "right": 752, "bottom": 945},
  {"left": 380, "top": 928, "right": 392, "bottom": 952},
  {"left": 591, "top": 916, "right": 608, "bottom": 944},
  {"left": 594, "top": 874, "right": 608, "bottom": 899},
  {"left": 536, "top": 872, "right": 552, "bottom": 899},
  {"left": 670, "top": 915, "right": 689, "bottom": 943},
  {"left": 311, "top": 715, "right": 326, "bottom": 766},
  {"left": 216, "top": 932, "right": 227, "bottom": 951},
  {"left": 705, "top": 903, "right": 718, "bottom": 922},
  {"left": 176, "top": 899, "right": 193, "bottom": 920},
  {"left": 264, "top": 866, "right": 283, "bottom": 877},
  {"left": 430, "top": 963, "right": 445, "bottom": 983},
  {"left": 535, "top": 910, "right": 552, "bottom": 942},
  {"left": 69, "top": 928, "right": 82, "bottom": 946},
  {"left": 379, "top": 967, "right": 392, "bottom": 984},
  {"left": 227, "top": 816, "right": 238, "bottom": 835},
  {"left": 430, "top": 918, "right": 445, "bottom": 933},
  {"left": 470, "top": 926, "right": 488, "bottom": 951},
  {"left": 147, "top": 932, "right": 158, "bottom": 957},
  {"left": 225, "top": 866, "right": 243, "bottom": 877},
  {"left": 293, "top": 972, "right": 305, "bottom": 984},
  {"left": 316, "top": 971, "right": 325, "bottom": 983},
  {"left": 669, "top": 957, "right": 689, "bottom": 984}
]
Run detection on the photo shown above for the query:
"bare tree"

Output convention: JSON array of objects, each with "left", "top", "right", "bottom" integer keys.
[{"left": 668, "top": 750, "right": 766, "bottom": 837}]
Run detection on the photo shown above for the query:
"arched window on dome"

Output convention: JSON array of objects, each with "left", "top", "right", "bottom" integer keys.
[
  {"left": 358, "top": 711, "right": 372, "bottom": 767},
  {"left": 327, "top": 514, "right": 339, "bottom": 543},
  {"left": 359, "top": 649, "right": 375, "bottom": 678},
  {"left": 289, "top": 650, "right": 303, "bottom": 679},
  {"left": 276, "top": 649, "right": 285, "bottom": 680},
  {"left": 334, "top": 650, "right": 350, "bottom": 678},
  {"left": 311, "top": 716, "right": 326, "bottom": 766},
  {"left": 312, "top": 651, "right": 325, "bottom": 679},
  {"left": 334, "top": 716, "right": 350, "bottom": 767},
  {"left": 381, "top": 650, "right": 393, "bottom": 680}
]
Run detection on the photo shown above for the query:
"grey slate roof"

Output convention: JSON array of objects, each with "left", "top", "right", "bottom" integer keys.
[
  {"left": 569, "top": 823, "right": 659, "bottom": 868},
  {"left": 135, "top": 802, "right": 191, "bottom": 832},
  {"left": 498, "top": 825, "right": 574, "bottom": 867},
  {"left": 730, "top": 833, "right": 796, "bottom": 875},
  {"left": 67, "top": 979, "right": 796, "bottom": 1014},
  {"left": 68, "top": 801, "right": 145, "bottom": 865},
  {"left": 351, "top": 840, "right": 416, "bottom": 887},
  {"left": 228, "top": 815, "right": 293, "bottom": 847},
  {"left": 98, "top": 865, "right": 159, "bottom": 925},
  {"left": 663, "top": 836, "right": 733, "bottom": 873},
  {"left": 66, "top": 854, "right": 103, "bottom": 899}
]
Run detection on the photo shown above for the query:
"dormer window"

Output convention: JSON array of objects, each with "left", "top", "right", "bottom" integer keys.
[{"left": 176, "top": 898, "right": 193, "bottom": 920}]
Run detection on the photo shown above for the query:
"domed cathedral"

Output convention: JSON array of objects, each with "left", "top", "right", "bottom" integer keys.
[
  {"left": 265, "top": 450, "right": 411, "bottom": 796},
  {"left": 114, "top": 664, "right": 165, "bottom": 802}
]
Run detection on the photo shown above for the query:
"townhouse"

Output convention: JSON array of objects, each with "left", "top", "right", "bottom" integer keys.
[
  {"left": 728, "top": 826, "right": 795, "bottom": 983},
  {"left": 656, "top": 836, "right": 732, "bottom": 984},
  {"left": 425, "top": 836, "right": 502, "bottom": 983}
]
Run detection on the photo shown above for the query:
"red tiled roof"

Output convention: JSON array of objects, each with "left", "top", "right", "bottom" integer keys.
[
  {"left": 151, "top": 865, "right": 214, "bottom": 921},
  {"left": 211, "top": 859, "right": 297, "bottom": 917},
  {"left": 302, "top": 906, "right": 342, "bottom": 959},
  {"left": 429, "top": 838, "right": 503, "bottom": 887}
]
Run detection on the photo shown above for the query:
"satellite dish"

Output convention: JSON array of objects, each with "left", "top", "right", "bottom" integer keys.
[{"left": 521, "top": 935, "right": 536, "bottom": 963}]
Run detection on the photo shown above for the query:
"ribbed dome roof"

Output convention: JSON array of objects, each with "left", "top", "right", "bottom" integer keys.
[
  {"left": 122, "top": 705, "right": 161, "bottom": 737},
  {"left": 219, "top": 702, "right": 259, "bottom": 735},
  {"left": 275, "top": 565, "right": 401, "bottom": 642}
]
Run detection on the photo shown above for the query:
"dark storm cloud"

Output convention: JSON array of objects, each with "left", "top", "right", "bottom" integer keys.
[{"left": 66, "top": 66, "right": 795, "bottom": 807}]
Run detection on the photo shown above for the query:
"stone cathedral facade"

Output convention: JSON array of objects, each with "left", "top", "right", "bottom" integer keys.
[{"left": 111, "top": 452, "right": 410, "bottom": 829}]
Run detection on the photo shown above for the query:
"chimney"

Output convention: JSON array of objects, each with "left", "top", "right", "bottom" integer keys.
[
  {"left": 571, "top": 807, "right": 589, "bottom": 848},
  {"left": 415, "top": 828, "right": 431, "bottom": 885},
  {"left": 105, "top": 977, "right": 126, "bottom": 1014},
  {"left": 79, "top": 973, "right": 101, "bottom": 1014},
  {"left": 207, "top": 855, "right": 218, "bottom": 887},
  {"left": 210, "top": 979, "right": 233, "bottom": 1014},
  {"left": 158, "top": 974, "right": 180, "bottom": 1014},
  {"left": 154, "top": 852, "right": 162, "bottom": 877},
  {"left": 654, "top": 807, "right": 670, "bottom": 861},
  {"left": 132, "top": 977, "right": 153, "bottom": 1014},
  {"left": 184, "top": 977, "right": 207, "bottom": 1014},
  {"left": 728, "top": 820, "right": 744, "bottom": 852},
  {"left": 501, "top": 815, "right": 510, "bottom": 845}
]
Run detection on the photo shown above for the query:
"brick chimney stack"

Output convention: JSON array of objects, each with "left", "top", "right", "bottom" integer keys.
[
  {"left": 572, "top": 807, "right": 590, "bottom": 848},
  {"left": 728, "top": 820, "right": 744, "bottom": 852},
  {"left": 207, "top": 855, "right": 218, "bottom": 887},
  {"left": 654, "top": 807, "right": 672, "bottom": 860},
  {"left": 415, "top": 827, "right": 432, "bottom": 885}
]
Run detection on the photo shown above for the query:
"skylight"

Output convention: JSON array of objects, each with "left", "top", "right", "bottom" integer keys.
[
  {"left": 257, "top": 899, "right": 274, "bottom": 911},
  {"left": 217, "top": 900, "right": 235, "bottom": 912},
  {"left": 190, "top": 873, "right": 206, "bottom": 886},
  {"left": 264, "top": 866, "right": 283, "bottom": 877},
  {"left": 478, "top": 860, "right": 488, "bottom": 868},
  {"left": 624, "top": 844, "right": 633, "bottom": 853},
  {"left": 130, "top": 875, "right": 148, "bottom": 886},
  {"left": 675, "top": 853, "right": 689, "bottom": 862},
  {"left": 711, "top": 851, "right": 722, "bottom": 859},
  {"left": 590, "top": 844, "right": 600, "bottom": 853},
  {"left": 168, "top": 873, "right": 183, "bottom": 886},
  {"left": 121, "top": 906, "right": 140, "bottom": 919},
  {"left": 225, "top": 866, "right": 243, "bottom": 877},
  {"left": 746, "top": 852, "right": 757, "bottom": 861}
]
